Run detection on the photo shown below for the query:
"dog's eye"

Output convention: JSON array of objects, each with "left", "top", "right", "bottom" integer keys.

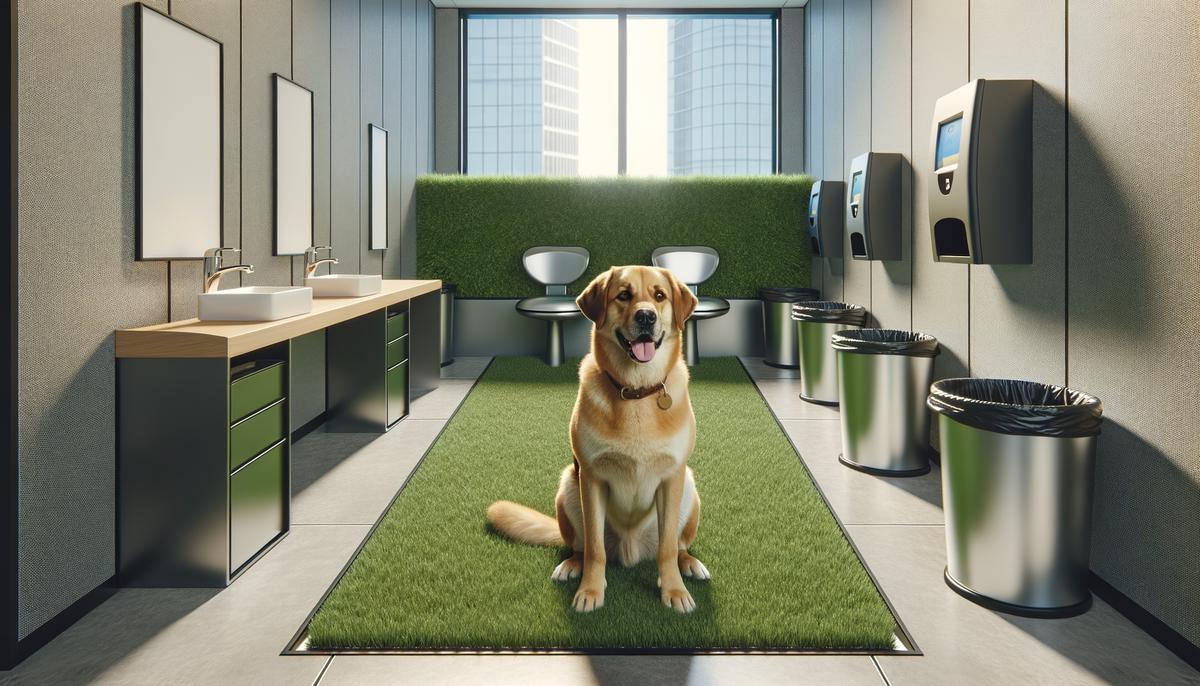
[
  {"left": 655, "top": 291, "right": 666, "bottom": 301},
  {"left": 616, "top": 291, "right": 632, "bottom": 302}
]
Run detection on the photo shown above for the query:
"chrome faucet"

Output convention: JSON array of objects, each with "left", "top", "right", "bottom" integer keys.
[
  {"left": 203, "top": 247, "right": 254, "bottom": 294},
  {"left": 304, "top": 245, "right": 339, "bottom": 279}
]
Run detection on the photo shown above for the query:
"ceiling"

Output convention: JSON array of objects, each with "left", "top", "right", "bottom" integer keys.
[{"left": 430, "top": 0, "right": 807, "bottom": 8}]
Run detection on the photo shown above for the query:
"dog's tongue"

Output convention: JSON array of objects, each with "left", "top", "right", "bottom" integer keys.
[{"left": 631, "top": 339, "right": 656, "bottom": 363}]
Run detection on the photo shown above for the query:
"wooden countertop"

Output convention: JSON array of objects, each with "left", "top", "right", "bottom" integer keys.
[{"left": 116, "top": 279, "right": 441, "bottom": 359}]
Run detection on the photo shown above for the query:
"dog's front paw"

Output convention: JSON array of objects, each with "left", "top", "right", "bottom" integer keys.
[
  {"left": 572, "top": 586, "right": 605, "bottom": 613},
  {"left": 551, "top": 554, "right": 583, "bottom": 582},
  {"left": 678, "top": 552, "right": 711, "bottom": 580},
  {"left": 661, "top": 585, "right": 696, "bottom": 613}
]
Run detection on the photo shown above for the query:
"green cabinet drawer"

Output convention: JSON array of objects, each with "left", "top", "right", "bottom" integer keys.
[
  {"left": 230, "top": 441, "right": 286, "bottom": 573},
  {"left": 229, "top": 401, "right": 286, "bottom": 472},
  {"left": 387, "top": 360, "right": 408, "bottom": 426},
  {"left": 229, "top": 361, "right": 285, "bottom": 424},
  {"left": 386, "top": 335, "right": 408, "bottom": 369},
  {"left": 386, "top": 311, "right": 407, "bottom": 343}
]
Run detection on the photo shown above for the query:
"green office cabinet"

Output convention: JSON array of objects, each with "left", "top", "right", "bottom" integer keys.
[
  {"left": 229, "top": 360, "right": 285, "bottom": 423},
  {"left": 229, "top": 400, "right": 286, "bottom": 472},
  {"left": 230, "top": 441, "right": 286, "bottom": 573},
  {"left": 386, "top": 335, "right": 409, "bottom": 369},
  {"left": 387, "top": 360, "right": 409, "bottom": 426},
  {"left": 386, "top": 311, "right": 408, "bottom": 343}
]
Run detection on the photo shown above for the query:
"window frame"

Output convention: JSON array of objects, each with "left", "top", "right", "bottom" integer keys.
[{"left": 458, "top": 8, "right": 781, "bottom": 176}]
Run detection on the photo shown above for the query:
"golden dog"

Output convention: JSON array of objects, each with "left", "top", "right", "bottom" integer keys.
[{"left": 487, "top": 265, "right": 709, "bottom": 614}]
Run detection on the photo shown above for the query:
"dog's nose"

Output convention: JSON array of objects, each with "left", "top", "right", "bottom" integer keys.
[{"left": 634, "top": 309, "right": 657, "bottom": 327}]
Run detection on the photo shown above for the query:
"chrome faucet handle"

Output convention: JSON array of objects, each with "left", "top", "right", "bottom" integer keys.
[
  {"left": 203, "top": 247, "right": 242, "bottom": 272},
  {"left": 304, "top": 245, "right": 339, "bottom": 278}
]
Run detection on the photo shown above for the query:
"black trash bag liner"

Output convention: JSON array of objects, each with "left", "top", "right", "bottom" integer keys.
[
  {"left": 791, "top": 301, "right": 868, "bottom": 325},
  {"left": 759, "top": 287, "right": 820, "bottom": 303},
  {"left": 442, "top": 282, "right": 458, "bottom": 293},
  {"left": 832, "top": 329, "right": 939, "bottom": 358},
  {"left": 928, "top": 378, "right": 1103, "bottom": 438}
]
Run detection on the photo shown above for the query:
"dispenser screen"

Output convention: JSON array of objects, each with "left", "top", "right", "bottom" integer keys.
[
  {"left": 850, "top": 172, "right": 863, "bottom": 205},
  {"left": 809, "top": 193, "right": 819, "bottom": 217},
  {"left": 936, "top": 116, "right": 963, "bottom": 168}
]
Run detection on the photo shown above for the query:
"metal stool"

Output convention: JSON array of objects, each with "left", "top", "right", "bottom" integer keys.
[
  {"left": 651, "top": 246, "right": 729, "bottom": 365},
  {"left": 515, "top": 246, "right": 589, "bottom": 366}
]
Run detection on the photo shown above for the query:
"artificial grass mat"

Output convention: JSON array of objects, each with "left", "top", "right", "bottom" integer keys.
[{"left": 304, "top": 357, "right": 898, "bottom": 651}]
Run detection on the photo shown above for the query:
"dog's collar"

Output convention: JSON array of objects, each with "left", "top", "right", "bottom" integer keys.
[{"left": 605, "top": 372, "right": 674, "bottom": 409}]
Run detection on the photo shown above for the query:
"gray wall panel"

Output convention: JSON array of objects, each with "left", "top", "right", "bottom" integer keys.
[
  {"left": 840, "top": 0, "right": 871, "bottom": 311},
  {"left": 968, "top": 0, "right": 1066, "bottom": 382},
  {"left": 1068, "top": 0, "right": 1200, "bottom": 648},
  {"left": 433, "top": 8, "right": 460, "bottom": 174},
  {"left": 819, "top": 0, "right": 844, "bottom": 300},
  {"left": 383, "top": 0, "right": 405, "bottom": 278},
  {"left": 241, "top": 0, "right": 294, "bottom": 288},
  {"left": 15, "top": 0, "right": 170, "bottom": 638},
  {"left": 779, "top": 9, "right": 805, "bottom": 175},
  {"left": 804, "top": 1, "right": 824, "bottom": 295},
  {"left": 360, "top": 0, "right": 384, "bottom": 276},
  {"left": 867, "top": 0, "right": 911, "bottom": 330},
  {"left": 909, "top": 0, "right": 968, "bottom": 379},
  {"left": 294, "top": 0, "right": 333, "bottom": 265},
  {"left": 399, "top": 0, "right": 419, "bottom": 279},
  {"left": 331, "top": 0, "right": 361, "bottom": 274}
]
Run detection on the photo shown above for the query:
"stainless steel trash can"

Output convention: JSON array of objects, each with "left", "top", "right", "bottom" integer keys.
[
  {"left": 929, "top": 379, "right": 1104, "bottom": 617},
  {"left": 440, "top": 283, "right": 456, "bottom": 367},
  {"left": 759, "top": 287, "right": 820, "bottom": 368},
  {"left": 792, "top": 301, "right": 867, "bottom": 405},
  {"left": 834, "top": 330, "right": 939, "bottom": 476}
]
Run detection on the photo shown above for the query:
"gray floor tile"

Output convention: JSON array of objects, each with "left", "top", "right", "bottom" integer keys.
[
  {"left": 1, "top": 526, "right": 368, "bottom": 686},
  {"left": 440, "top": 355, "right": 493, "bottom": 380},
  {"left": 318, "top": 654, "right": 884, "bottom": 686},
  {"left": 780, "top": 419, "right": 944, "bottom": 525},
  {"left": 753, "top": 378, "right": 841, "bottom": 420},
  {"left": 291, "top": 419, "right": 446, "bottom": 525},
  {"left": 740, "top": 356, "right": 802, "bottom": 380},
  {"left": 851, "top": 525, "right": 1200, "bottom": 686},
  {"left": 407, "top": 379, "right": 477, "bottom": 420}
]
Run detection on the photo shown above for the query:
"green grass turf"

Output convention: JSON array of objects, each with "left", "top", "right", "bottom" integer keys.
[{"left": 304, "top": 357, "right": 898, "bottom": 651}]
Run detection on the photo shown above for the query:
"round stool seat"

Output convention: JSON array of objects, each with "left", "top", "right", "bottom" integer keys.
[
  {"left": 516, "top": 296, "right": 582, "bottom": 320},
  {"left": 692, "top": 296, "right": 731, "bottom": 321}
]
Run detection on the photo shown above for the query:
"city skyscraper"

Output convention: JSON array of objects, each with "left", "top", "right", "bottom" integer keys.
[
  {"left": 667, "top": 17, "right": 775, "bottom": 175},
  {"left": 465, "top": 17, "right": 579, "bottom": 175}
]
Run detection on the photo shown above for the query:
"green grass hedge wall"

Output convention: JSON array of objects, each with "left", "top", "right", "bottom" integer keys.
[{"left": 415, "top": 175, "right": 813, "bottom": 298}]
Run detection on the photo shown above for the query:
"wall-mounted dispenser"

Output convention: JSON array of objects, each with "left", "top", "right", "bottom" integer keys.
[
  {"left": 928, "top": 78, "right": 1033, "bottom": 264},
  {"left": 807, "top": 180, "right": 844, "bottom": 258},
  {"left": 846, "top": 152, "right": 903, "bottom": 261}
]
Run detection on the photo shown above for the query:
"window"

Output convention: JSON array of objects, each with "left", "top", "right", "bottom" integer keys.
[{"left": 463, "top": 12, "right": 777, "bottom": 176}]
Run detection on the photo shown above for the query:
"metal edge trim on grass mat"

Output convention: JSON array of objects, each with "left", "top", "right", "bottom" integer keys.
[{"left": 281, "top": 357, "right": 920, "bottom": 657}]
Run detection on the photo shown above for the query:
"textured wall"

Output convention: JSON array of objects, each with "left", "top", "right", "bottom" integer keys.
[
  {"left": 13, "top": 0, "right": 434, "bottom": 643},
  {"left": 803, "top": 0, "right": 1200, "bottom": 650}
]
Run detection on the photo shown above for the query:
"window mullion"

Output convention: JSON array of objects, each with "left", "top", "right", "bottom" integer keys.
[{"left": 617, "top": 12, "right": 627, "bottom": 175}]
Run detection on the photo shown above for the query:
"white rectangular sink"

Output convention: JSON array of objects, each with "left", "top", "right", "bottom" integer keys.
[
  {"left": 305, "top": 274, "right": 382, "bottom": 297},
  {"left": 198, "top": 286, "right": 313, "bottom": 322}
]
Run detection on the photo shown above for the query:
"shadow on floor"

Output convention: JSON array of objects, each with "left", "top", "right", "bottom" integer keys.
[
  {"left": 3, "top": 588, "right": 218, "bottom": 683},
  {"left": 587, "top": 654, "right": 694, "bottom": 686},
  {"left": 290, "top": 429, "right": 378, "bottom": 495}
]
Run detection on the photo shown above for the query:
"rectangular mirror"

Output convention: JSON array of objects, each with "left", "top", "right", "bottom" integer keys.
[
  {"left": 369, "top": 124, "right": 388, "bottom": 251},
  {"left": 136, "top": 3, "right": 222, "bottom": 260},
  {"left": 274, "top": 75, "right": 314, "bottom": 255}
]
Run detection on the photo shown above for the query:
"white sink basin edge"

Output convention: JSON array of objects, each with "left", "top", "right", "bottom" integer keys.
[
  {"left": 197, "top": 286, "right": 313, "bottom": 322},
  {"left": 305, "top": 274, "right": 383, "bottom": 297}
]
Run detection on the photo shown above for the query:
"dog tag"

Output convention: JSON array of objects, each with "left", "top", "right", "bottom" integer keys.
[{"left": 657, "top": 391, "right": 673, "bottom": 410}]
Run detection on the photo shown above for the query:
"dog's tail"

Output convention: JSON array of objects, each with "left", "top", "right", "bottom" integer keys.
[{"left": 486, "top": 500, "right": 564, "bottom": 547}]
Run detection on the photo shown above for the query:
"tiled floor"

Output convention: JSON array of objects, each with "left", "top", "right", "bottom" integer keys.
[{"left": 2, "top": 356, "right": 1196, "bottom": 685}]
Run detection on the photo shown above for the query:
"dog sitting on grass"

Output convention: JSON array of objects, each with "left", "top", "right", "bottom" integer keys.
[{"left": 488, "top": 265, "right": 710, "bottom": 614}]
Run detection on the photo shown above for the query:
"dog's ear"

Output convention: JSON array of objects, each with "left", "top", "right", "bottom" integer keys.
[
  {"left": 576, "top": 269, "right": 612, "bottom": 326},
  {"left": 662, "top": 268, "right": 698, "bottom": 330}
]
